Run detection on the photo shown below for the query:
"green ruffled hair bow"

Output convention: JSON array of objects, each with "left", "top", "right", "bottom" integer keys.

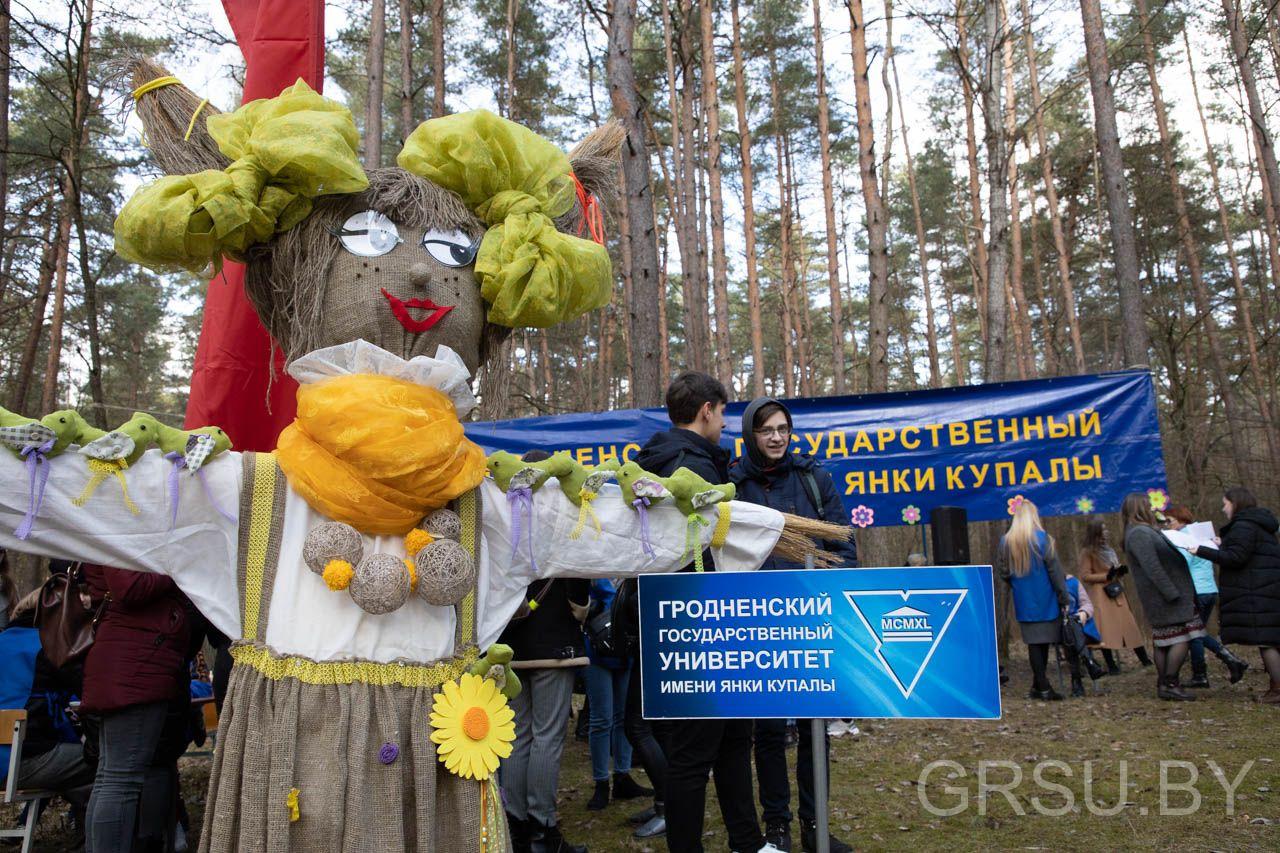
[
  {"left": 398, "top": 110, "right": 612, "bottom": 328},
  {"left": 115, "top": 80, "right": 612, "bottom": 330},
  {"left": 115, "top": 80, "right": 369, "bottom": 274}
]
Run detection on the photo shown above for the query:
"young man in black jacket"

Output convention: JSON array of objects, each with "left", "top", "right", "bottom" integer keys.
[
  {"left": 731, "top": 397, "right": 855, "bottom": 853},
  {"left": 633, "top": 372, "right": 777, "bottom": 853}
]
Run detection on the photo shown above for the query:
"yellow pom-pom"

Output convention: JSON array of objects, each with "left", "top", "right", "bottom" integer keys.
[
  {"left": 323, "top": 559, "right": 354, "bottom": 591},
  {"left": 404, "top": 558, "right": 418, "bottom": 593},
  {"left": 405, "top": 528, "right": 435, "bottom": 557}
]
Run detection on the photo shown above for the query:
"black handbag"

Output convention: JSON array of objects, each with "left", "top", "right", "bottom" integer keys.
[
  {"left": 1103, "top": 580, "right": 1124, "bottom": 600},
  {"left": 1061, "top": 612, "right": 1090, "bottom": 656},
  {"left": 585, "top": 600, "right": 620, "bottom": 658}
]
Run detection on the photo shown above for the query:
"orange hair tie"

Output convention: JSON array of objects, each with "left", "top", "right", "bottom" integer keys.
[{"left": 570, "top": 172, "right": 606, "bottom": 246}]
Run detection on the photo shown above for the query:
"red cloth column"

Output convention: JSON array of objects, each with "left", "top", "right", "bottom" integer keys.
[{"left": 183, "top": 0, "right": 325, "bottom": 449}]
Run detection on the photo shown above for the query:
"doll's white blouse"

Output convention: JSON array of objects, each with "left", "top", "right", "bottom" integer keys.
[{"left": 0, "top": 344, "right": 784, "bottom": 665}]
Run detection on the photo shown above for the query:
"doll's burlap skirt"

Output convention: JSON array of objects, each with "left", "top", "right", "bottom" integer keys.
[{"left": 199, "top": 658, "right": 505, "bottom": 853}]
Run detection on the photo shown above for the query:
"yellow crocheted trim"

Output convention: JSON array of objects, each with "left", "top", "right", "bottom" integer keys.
[
  {"left": 711, "top": 503, "right": 731, "bottom": 549},
  {"left": 242, "top": 454, "right": 280, "bottom": 642},
  {"left": 132, "top": 76, "right": 180, "bottom": 100},
  {"left": 230, "top": 643, "right": 481, "bottom": 688},
  {"left": 72, "top": 458, "right": 140, "bottom": 515}
]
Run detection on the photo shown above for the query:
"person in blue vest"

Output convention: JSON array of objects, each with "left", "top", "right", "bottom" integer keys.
[
  {"left": 1165, "top": 504, "right": 1251, "bottom": 688},
  {"left": 730, "top": 397, "right": 855, "bottom": 853},
  {"left": 997, "top": 499, "right": 1071, "bottom": 700}
]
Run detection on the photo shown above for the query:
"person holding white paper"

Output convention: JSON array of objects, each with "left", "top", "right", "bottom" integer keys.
[{"left": 1165, "top": 505, "right": 1250, "bottom": 687}]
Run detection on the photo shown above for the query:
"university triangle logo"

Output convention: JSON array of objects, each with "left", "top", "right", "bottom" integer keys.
[{"left": 843, "top": 589, "right": 968, "bottom": 699}]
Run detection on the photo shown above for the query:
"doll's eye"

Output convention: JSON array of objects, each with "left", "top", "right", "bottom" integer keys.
[
  {"left": 421, "top": 229, "right": 479, "bottom": 267},
  {"left": 332, "top": 210, "right": 402, "bottom": 257}
]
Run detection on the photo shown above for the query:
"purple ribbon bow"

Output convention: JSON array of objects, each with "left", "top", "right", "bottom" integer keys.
[
  {"left": 507, "top": 486, "right": 538, "bottom": 574},
  {"left": 14, "top": 438, "right": 56, "bottom": 540},
  {"left": 165, "top": 451, "right": 236, "bottom": 528},
  {"left": 632, "top": 496, "right": 656, "bottom": 560}
]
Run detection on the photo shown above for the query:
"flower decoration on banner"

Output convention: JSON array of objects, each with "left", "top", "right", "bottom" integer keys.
[
  {"left": 850, "top": 505, "right": 875, "bottom": 528},
  {"left": 1076, "top": 497, "right": 1096, "bottom": 514},
  {"left": 430, "top": 673, "right": 516, "bottom": 780},
  {"left": 901, "top": 505, "right": 921, "bottom": 525},
  {"left": 1007, "top": 494, "right": 1026, "bottom": 516},
  {"left": 1147, "top": 488, "right": 1170, "bottom": 512}
]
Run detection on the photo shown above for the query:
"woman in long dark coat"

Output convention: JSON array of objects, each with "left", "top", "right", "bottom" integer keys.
[{"left": 1196, "top": 487, "right": 1280, "bottom": 703}]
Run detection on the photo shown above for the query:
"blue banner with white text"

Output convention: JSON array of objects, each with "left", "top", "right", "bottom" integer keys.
[
  {"left": 637, "top": 567, "right": 1001, "bottom": 719},
  {"left": 464, "top": 370, "right": 1167, "bottom": 527}
]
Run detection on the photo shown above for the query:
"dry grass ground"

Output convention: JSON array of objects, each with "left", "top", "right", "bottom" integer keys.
[{"left": 5, "top": 649, "right": 1277, "bottom": 852}]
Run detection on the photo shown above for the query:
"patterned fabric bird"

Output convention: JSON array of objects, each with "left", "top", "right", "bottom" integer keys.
[
  {"left": 467, "top": 643, "right": 522, "bottom": 699},
  {"left": 663, "top": 468, "right": 736, "bottom": 517},
  {"left": 616, "top": 461, "right": 671, "bottom": 508},
  {"left": 485, "top": 451, "right": 551, "bottom": 492}
]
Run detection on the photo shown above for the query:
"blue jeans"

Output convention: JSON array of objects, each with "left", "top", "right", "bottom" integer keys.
[
  {"left": 1189, "top": 593, "right": 1226, "bottom": 669},
  {"left": 584, "top": 663, "right": 632, "bottom": 781},
  {"left": 86, "top": 700, "right": 168, "bottom": 853}
]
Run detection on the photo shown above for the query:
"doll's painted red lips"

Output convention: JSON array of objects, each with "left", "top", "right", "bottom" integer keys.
[{"left": 382, "top": 289, "right": 454, "bottom": 333}]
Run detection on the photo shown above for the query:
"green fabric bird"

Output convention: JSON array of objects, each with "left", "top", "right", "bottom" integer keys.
[
  {"left": 663, "top": 467, "right": 736, "bottom": 517},
  {"left": 616, "top": 461, "right": 670, "bottom": 508},
  {"left": 467, "top": 643, "right": 522, "bottom": 699},
  {"left": 485, "top": 450, "right": 551, "bottom": 492}
]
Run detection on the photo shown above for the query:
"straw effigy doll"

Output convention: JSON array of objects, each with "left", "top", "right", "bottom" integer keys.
[{"left": 0, "top": 62, "right": 846, "bottom": 852}]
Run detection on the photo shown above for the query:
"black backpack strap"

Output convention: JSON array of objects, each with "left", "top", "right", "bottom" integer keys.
[{"left": 800, "top": 470, "right": 824, "bottom": 517}]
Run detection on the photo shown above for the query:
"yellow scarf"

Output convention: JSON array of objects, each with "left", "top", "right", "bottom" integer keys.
[{"left": 276, "top": 374, "right": 486, "bottom": 535}]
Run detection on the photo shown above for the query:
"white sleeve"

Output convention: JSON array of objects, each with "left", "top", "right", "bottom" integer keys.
[
  {"left": 0, "top": 447, "right": 243, "bottom": 637},
  {"left": 483, "top": 478, "right": 783, "bottom": 583}
]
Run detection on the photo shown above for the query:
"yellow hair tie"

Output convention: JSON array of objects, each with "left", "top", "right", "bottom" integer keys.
[
  {"left": 184, "top": 98, "right": 209, "bottom": 141},
  {"left": 569, "top": 488, "right": 601, "bottom": 540},
  {"left": 73, "top": 459, "right": 140, "bottom": 515},
  {"left": 711, "top": 503, "right": 732, "bottom": 549},
  {"left": 132, "top": 76, "right": 180, "bottom": 100}
]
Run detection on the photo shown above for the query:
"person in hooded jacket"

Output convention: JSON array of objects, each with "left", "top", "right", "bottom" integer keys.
[
  {"left": 632, "top": 371, "right": 778, "bottom": 853},
  {"left": 730, "top": 397, "right": 854, "bottom": 853},
  {"left": 1195, "top": 487, "right": 1280, "bottom": 703}
]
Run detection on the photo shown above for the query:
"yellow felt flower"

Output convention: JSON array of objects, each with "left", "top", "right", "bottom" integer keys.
[{"left": 429, "top": 673, "right": 515, "bottom": 780}]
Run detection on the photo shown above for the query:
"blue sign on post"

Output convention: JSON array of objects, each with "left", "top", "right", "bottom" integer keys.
[{"left": 638, "top": 566, "right": 1002, "bottom": 720}]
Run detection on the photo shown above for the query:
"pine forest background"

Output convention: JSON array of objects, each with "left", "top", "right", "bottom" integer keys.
[{"left": 3, "top": 0, "right": 1280, "bottom": 592}]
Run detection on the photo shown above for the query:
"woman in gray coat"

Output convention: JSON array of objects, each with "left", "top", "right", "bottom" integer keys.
[{"left": 1121, "top": 493, "right": 1205, "bottom": 701}]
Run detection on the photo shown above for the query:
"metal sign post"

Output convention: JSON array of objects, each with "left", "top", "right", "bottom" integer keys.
[{"left": 805, "top": 555, "right": 831, "bottom": 853}]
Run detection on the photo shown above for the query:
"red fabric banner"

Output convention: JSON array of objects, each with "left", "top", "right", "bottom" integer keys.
[{"left": 183, "top": 0, "right": 326, "bottom": 450}]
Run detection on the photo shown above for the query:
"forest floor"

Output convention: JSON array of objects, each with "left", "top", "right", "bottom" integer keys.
[{"left": 6, "top": 648, "right": 1278, "bottom": 852}]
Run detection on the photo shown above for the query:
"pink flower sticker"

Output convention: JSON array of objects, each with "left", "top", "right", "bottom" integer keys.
[
  {"left": 901, "top": 505, "right": 921, "bottom": 525},
  {"left": 1076, "top": 497, "right": 1095, "bottom": 514},
  {"left": 1007, "top": 494, "right": 1026, "bottom": 516},
  {"left": 1147, "top": 488, "right": 1169, "bottom": 511},
  {"left": 850, "top": 505, "right": 875, "bottom": 528}
]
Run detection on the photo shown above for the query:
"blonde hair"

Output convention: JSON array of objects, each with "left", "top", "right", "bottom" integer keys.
[{"left": 1005, "top": 499, "right": 1053, "bottom": 577}]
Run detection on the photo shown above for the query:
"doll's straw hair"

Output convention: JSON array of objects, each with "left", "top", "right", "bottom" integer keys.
[
  {"left": 123, "top": 56, "right": 229, "bottom": 175},
  {"left": 772, "top": 513, "right": 855, "bottom": 568}
]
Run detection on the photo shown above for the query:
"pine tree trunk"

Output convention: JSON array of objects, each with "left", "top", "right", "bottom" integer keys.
[
  {"left": 431, "top": 0, "right": 445, "bottom": 116},
  {"left": 607, "top": 0, "right": 664, "bottom": 407},
  {"left": 1002, "top": 14, "right": 1031, "bottom": 380},
  {"left": 1224, "top": 0, "right": 1280, "bottom": 232},
  {"left": 812, "top": 0, "right": 845, "bottom": 394},
  {"left": 1080, "top": 0, "right": 1150, "bottom": 367},
  {"left": 1021, "top": 0, "right": 1084, "bottom": 371},
  {"left": 9, "top": 207, "right": 63, "bottom": 413},
  {"left": 881, "top": 0, "right": 894, "bottom": 207},
  {"left": 941, "top": 261, "right": 968, "bottom": 384},
  {"left": 769, "top": 43, "right": 796, "bottom": 398},
  {"left": 956, "top": 0, "right": 988, "bottom": 337},
  {"left": 785, "top": 132, "right": 814, "bottom": 396},
  {"left": 1134, "top": 0, "right": 1254, "bottom": 478},
  {"left": 504, "top": 0, "right": 519, "bottom": 119},
  {"left": 891, "top": 47, "right": 941, "bottom": 387},
  {"left": 0, "top": 0, "right": 10, "bottom": 273},
  {"left": 1186, "top": 26, "right": 1277, "bottom": 450},
  {"left": 732, "top": 0, "right": 765, "bottom": 395},
  {"left": 365, "top": 0, "right": 386, "bottom": 167},
  {"left": 700, "top": 1, "right": 732, "bottom": 387},
  {"left": 981, "top": 0, "right": 1010, "bottom": 383},
  {"left": 399, "top": 0, "right": 414, "bottom": 141},
  {"left": 847, "top": 0, "right": 890, "bottom": 392},
  {"left": 1025, "top": 180, "right": 1060, "bottom": 374},
  {"left": 40, "top": 193, "right": 74, "bottom": 413}
]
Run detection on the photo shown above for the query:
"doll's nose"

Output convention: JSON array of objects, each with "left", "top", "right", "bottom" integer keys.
[{"left": 409, "top": 263, "right": 432, "bottom": 287}]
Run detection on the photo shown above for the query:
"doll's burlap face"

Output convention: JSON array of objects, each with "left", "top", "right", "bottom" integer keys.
[{"left": 320, "top": 223, "right": 486, "bottom": 370}]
